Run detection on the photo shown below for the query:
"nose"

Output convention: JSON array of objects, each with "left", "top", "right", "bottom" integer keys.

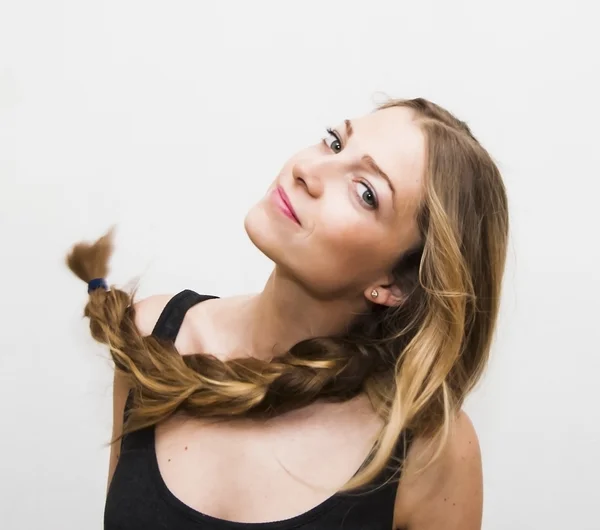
[{"left": 292, "top": 158, "right": 326, "bottom": 198}]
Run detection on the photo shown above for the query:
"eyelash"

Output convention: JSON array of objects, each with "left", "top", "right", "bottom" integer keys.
[
  {"left": 322, "top": 128, "right": 379, "bottom": 210},
  {"left": 324, "top": 128, "right": 343, "bottom": 152}
]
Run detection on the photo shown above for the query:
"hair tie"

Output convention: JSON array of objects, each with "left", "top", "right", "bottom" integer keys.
[{"left": 88, "top": 278, "right": 108, "bottom": 293}]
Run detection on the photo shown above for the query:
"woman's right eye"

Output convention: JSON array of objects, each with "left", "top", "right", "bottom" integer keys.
[{"left": 323, "top": 128, "right": 343, "bottom": 153}]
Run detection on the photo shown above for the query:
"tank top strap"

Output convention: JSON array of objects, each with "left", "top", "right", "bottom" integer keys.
[
  {"left": 120, "top": 290, "right": 217, "bottom": 447},
  {"left": 151, "top": 289, "right": 218, "bottom": 342},
  {"left": 126, "top": 291, "right": 216, "bottom": 414}
]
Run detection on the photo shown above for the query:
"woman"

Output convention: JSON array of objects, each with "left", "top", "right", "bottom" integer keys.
[{"left": 67, "top": 97, "right": 509, "bottom": 529}]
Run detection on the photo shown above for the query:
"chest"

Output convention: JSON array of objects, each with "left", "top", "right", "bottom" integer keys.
[{"left": 153, "top": 396, "right": 382, "bottom": 523}]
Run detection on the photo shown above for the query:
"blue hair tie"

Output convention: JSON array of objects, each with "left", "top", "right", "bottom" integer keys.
[{"left": 88, "top": 278, "right": 108, "bottom": 293}]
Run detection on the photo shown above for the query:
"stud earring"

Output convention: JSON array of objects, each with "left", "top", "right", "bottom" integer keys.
[{"left": 371, "top": 289, "right": 379, "bottom": 299}]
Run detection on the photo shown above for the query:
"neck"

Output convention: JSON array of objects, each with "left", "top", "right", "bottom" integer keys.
[{"left": 240, "top": 267, "right": 368, "bottom": 360}]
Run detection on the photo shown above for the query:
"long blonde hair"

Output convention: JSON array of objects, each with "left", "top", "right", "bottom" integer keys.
[{"left": 67, "top": 97, "right": 509, "bottom": 491}]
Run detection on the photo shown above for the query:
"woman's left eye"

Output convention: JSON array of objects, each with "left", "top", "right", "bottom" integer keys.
[
  {"left": 355, "top": 181, "right": 378, "bottom": 209},
  {"left": 323, "top": 128, "right": 343, "bottom": 153}
]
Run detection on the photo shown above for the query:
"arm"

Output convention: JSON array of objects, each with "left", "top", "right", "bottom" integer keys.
[
  {"left": 394, "top": 411, "right": 483, "bottom": 530},
  {"left": 105, "top": 294, "right": 173, "bottom": 494}
]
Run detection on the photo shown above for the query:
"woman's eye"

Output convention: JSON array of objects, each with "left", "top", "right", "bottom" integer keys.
[
  {"left": 324, "top": 128, "right": 342, "bottom": 153},
  {"left": 355, "top": 181, "right": 378, "bottom": 209}
]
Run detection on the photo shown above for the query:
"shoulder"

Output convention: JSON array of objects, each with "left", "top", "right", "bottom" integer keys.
[
  {"left": 131, "top": 292, "right": 217, "bottom": 355},
  {"left": 394, "top": 410, "right": 483, "bottom": 530},
  {"left": 132, "top": 294, "right": 174, "bottom": 336}
]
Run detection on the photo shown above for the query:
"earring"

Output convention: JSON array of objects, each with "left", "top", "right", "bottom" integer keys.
[{"left": 371, "top": 289, "right": 379, "bottom": 299}]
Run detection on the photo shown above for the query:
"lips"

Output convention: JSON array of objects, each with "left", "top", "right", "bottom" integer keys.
[{"left": 276, "top": 186, "right": 301, "bottom": 225}]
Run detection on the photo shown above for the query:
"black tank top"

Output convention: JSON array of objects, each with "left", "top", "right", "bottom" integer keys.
[{"left": 104, "top": 290, "right": 412, "bottom": 530}]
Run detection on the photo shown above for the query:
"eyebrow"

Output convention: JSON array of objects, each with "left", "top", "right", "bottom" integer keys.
[{"left": 344, "top": 119, "right": 396, "bottom": 199}]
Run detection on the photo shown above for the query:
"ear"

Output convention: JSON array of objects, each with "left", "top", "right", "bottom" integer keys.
[{"left": 364, "top": 281, "right": 404, "bottom": 308}]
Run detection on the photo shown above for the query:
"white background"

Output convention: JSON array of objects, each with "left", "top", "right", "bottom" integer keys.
[{"left": 1, "top": 1, "right": 599, "bottom": 529}]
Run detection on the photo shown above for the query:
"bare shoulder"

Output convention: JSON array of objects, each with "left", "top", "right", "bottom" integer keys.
[
  {"left": 132, "top": 293, "right": 222, "bottom": 356},
  {"left": 132, "top": 294, "right": 174, "bottom": 336},
  {"left": 394, "top": 410, "right": 483, "bottom": 530}
]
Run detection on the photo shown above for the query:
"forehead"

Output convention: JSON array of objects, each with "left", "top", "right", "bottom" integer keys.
[{"left": 349, "top": 106, "right": 426, "bottom": 209}]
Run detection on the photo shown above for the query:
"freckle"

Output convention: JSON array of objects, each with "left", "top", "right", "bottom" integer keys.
[
  {"left": 185, "top": 446, "right": 188, "bottom": 451},
  {"left": 453, "top": 503, "right": 456, "bottom": 506},
  {"left": 168, "top": 459, "right": 171, "bottom": 462},
  {"left": 444, "top": 498, "right": 447, "bottom": 502}
]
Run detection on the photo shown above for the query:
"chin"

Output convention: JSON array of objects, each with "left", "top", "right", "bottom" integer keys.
[
  {"left": 243, "top": 203, "right": 348, "bottom": 299},
  {"left": 244, "top": 200, "right": 290, "bottom": 265}
]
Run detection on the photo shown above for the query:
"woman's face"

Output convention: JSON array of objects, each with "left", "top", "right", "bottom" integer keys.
[{"left": 245, "top": 106, "right": 426, "bottom": 299}]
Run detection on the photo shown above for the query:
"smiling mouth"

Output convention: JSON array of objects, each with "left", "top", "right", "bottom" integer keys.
[{"left": 273, "top": 186, "right": 301, "bottom": 225}]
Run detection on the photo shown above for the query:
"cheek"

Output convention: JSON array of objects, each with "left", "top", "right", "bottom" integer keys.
[
  {"left": 322, "top": 218, "right": 370, "bottom": 250},
  {"left": 315, "top": 212, "right": 388, "bottom": 272},
  {"left": 315, "top": 201, "right": 362, "bottom": 241}
]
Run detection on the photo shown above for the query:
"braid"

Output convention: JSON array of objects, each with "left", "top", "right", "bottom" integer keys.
[{"left": 66, "top": 231, "right": 382, "bottom": 437}]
